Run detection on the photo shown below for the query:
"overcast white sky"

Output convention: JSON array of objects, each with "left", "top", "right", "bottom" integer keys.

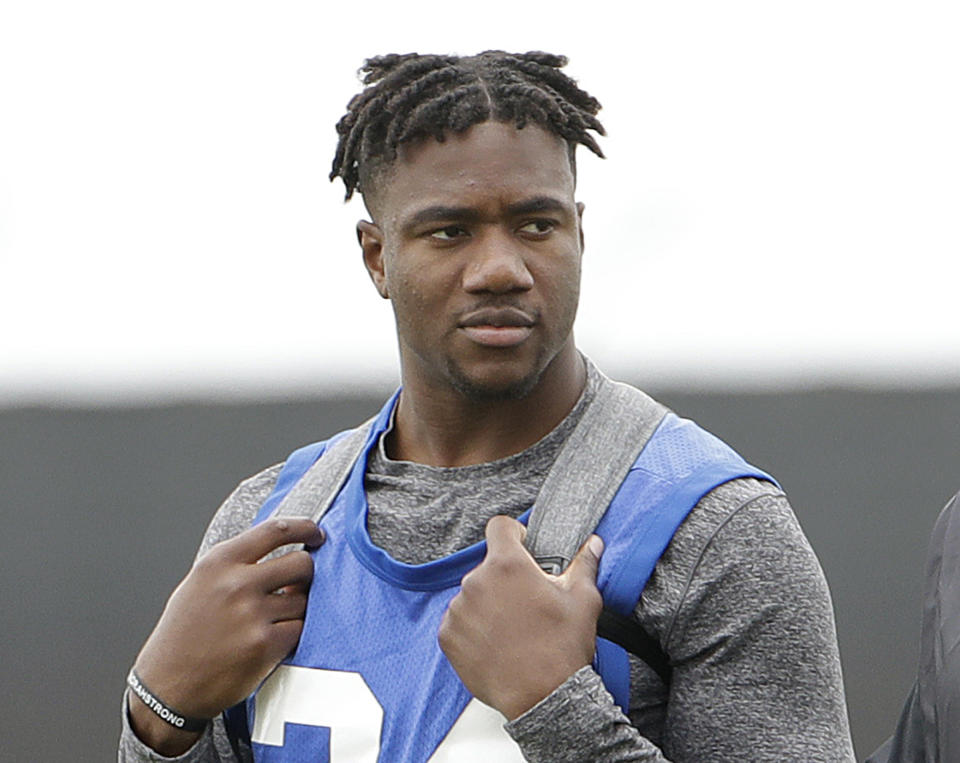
[{"left": 1, "top": 1, "right": 958, "bottom": 405}]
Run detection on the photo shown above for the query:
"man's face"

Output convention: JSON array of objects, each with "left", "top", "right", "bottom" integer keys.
[{"left": 359, "top": 121, "right": 584, "bottom": 401}]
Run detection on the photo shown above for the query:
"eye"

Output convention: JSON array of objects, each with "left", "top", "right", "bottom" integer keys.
[
  {"left": 430, "top": 225, "right": 469, "bottom": 241},
  {"left": 518, "top": 220, "right": 555, "bottom": 237}
]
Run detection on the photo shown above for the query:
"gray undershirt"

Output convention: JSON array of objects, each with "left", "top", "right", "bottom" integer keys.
[
  {"left": 119, "top": 363, "right": 855, "bottom": 762},
  {"left": 363, "top": 359, "right": 598, "bottom": 565}
]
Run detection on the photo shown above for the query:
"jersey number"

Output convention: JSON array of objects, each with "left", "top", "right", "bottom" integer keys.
[{"left": 251, "top": 665, "right": 525, "bottom": 762}]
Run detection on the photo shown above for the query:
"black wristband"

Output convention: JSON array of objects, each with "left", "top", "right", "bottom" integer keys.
[{"left": 126, "top": 669, "right": 208, "bottom": 733}]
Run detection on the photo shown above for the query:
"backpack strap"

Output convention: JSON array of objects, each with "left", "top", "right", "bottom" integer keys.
[
  {"left": 263, "top": 379, "right": 673, "bottom": 683},
  {"left": 524, "top": 372, "right": 672, "bottom": 686},
  {"left": 249, "top": 418, "right": 376, "bottom": 565},
  {"left": 272, "top": 417, "right": 376, "bottom": 523},
  {"left": 223, "top": 421, "right": 373, "bottom": 749},
  {"left": 596, "top": 608, "right": 671, "bottom": 685},
  {"left": 525, "top": 373, "right": 668, "bottom": 574}
]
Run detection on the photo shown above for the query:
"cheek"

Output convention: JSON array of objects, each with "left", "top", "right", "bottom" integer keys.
[
  {"left": 547, "top": 264, "right": 582, "bottom": 332},
  {"left": 391, "top": 275, "right": 428, "bottom": 311},
  {"left": 538, "top": 254, "right": 582, "bottom": 306},
  {"left": 391, "top": 254, "right": 461, "bottom": 306},
  {"left": 386, "top": 265, "right": 444, "bottom": 329}
]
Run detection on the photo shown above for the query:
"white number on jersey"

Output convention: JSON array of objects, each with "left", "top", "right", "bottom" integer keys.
[
  {"left": 252, "top": 665, "right": 525, "bottom": 761},
  {"left": 252, "top": 666, "right": 382, "bottom": 761},
  {"left": 425, "top": 697, "right": 526, "bottom": 762}
]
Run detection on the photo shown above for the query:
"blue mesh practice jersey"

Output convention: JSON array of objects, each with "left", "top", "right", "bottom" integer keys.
[{"left": 239, "top": 391, "right": 773, "bottom": 762}]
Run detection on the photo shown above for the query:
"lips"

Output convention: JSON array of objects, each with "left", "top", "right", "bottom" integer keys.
[
  {"left": 458, "top": 307, "right": 536, "bottom": 348},
  {"left": 459, "top": 307, "right": 535, "bottom": 329}
]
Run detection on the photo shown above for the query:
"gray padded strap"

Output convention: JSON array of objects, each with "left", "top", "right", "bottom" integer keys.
[
  {"left": 525, "top": 373, "right": 668, "bottom": 575},
  {"left": 272, "top": 417, "right": 376, "bottom": 523}
]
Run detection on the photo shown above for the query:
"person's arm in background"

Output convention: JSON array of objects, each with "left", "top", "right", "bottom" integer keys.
[{"left": 868, "top": 490, "right": 960, "bottom": 763}]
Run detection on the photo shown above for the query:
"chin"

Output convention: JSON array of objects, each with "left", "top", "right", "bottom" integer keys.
[{"left": 445, "top": 360, "right": 545, "bottom": 403}]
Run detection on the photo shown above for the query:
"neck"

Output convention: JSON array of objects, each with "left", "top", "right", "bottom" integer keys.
[{"left": 390, "top": 345, "right": 586, "bottom": 467}]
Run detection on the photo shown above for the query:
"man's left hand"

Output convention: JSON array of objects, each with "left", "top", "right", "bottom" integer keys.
[{"left": 438, "top": 515, "right": 604, "bottom": 720}]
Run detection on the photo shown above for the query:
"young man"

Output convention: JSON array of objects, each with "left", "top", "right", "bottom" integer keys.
[{"left": 120, "top": 51, "right": 855, "bottom": 761}]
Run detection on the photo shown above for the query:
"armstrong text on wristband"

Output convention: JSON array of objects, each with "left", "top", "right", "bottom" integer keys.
[{"left": 126, "top": 669, "right": 209, "bottom": 733}]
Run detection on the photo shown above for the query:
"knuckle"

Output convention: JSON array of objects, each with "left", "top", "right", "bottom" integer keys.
[
  {"left": 289, "top": 596, "right": 308, "bottom": 618},
  {"left": 459, "top": 570, "right": 480, "bottom": 594},
  {"left": 484, "top": 552, "right": 517, "bottom": 577},
  {"left": 217, "top": 573, "right": 253, "bottom": 604},
  {"left": 278, "top": 622, "right": 305, "bottom": 652},
  {"left": 267, "top": 518, "right": 291, "bottom": 537},
  {"left": 244, "top": 625, "right": 276, "bottom": 663},
  {"left": 277, "top": 585, "right": 305, "bottom": 605},
  {"left": 292, "top": 549, "right": 315, "bottom": 573},
  {"left": 437, "top": 618, "right": 451, "bottom": 648},
  {"left": 195, "top": 546, "right": 224, "bottom": 571},
  {"left": 486, "top": 514, "right": 510, "bottom": 532},
  {"left": 569, "top": 572, "right": 592, "bottom": 593},
  {"left": 444, "top": 591, "right": 463, "bottom": 617},
  {"left": 229, "top": 590, "right": 258, "bottom": 620},
  {"left": 436, "top": 612, "right": 460, "bottom": 654}
]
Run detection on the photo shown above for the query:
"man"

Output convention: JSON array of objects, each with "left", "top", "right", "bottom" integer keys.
[
  {"left": 119, "top": 51, "right": 855, "bottom": 761},
  {"left": 868, "top": 489, "right": 960, "bottom": 762}
]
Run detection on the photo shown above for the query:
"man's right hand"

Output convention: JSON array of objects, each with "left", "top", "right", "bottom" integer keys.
[{"left": 128, "top": 517, "right": 323, "bottom": 756}]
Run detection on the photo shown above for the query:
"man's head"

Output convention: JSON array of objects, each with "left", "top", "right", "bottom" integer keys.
[
  {"left": 332, "top": 52, "right": 605, "bottom": 403},
  {"left": 330, "top": 51, "right": 605, "bottom": 217}
]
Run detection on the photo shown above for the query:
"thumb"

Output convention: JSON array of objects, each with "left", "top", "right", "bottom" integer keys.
[
  {"left": 484, "top": 514, "right": 529, "bottom": 556},
  {"left": 562, "top": 534, "right": 604, "bottom": 583}
]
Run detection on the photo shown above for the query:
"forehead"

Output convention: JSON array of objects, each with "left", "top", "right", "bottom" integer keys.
[{"left": 376, "top": 122, "right": 576, "bottom": 221}]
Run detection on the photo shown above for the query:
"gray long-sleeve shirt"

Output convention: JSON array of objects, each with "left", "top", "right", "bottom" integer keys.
[{"left": 119, "top": 370, "right": 855, "bottom": 761}]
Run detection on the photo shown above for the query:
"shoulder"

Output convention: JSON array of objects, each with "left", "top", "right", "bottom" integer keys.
[
  {"left": 641, "top": 476, "right": 831, "bottom": 649},
  {"left": 669, "top": 477, "right": 792, "bottom": 563},
  {"left": 636, "top": 410, "right": 767, "bottom": 483},
  {"left": 651, "top": 476, "right": 793, "bottom": 593}
]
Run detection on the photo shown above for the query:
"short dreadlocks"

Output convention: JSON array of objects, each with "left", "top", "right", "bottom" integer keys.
[{"left": 330, "top": 51, "right": 605, "bottom": 202}]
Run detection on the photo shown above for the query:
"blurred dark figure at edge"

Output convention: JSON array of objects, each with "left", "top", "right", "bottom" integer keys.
[{"left": 869, "top": 490, "right": 960, "bottom": 762}]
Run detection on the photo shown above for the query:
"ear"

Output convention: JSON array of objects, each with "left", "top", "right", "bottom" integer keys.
[
  {"left": 357, "top": 220, "right": 389, "bottom": 299},
  {"left": 576, "top": 201, "right": 586, "bottom": 253}
]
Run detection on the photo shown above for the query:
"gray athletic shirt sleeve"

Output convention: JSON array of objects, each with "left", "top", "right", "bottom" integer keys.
[{"left": 119, "top": 374, "right": 855, "bottom": 761}]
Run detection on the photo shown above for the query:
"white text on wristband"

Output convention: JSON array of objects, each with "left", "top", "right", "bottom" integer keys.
[{"left": 127, "top": 669, "right": 208, "bottom": 733}]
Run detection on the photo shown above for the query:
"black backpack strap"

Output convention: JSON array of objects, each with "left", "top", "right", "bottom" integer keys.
[
  {"left": 597, "top": 609, "right": 671, "bottom": 685},
  {"left": 525, "top": 369, "right": 672, "bottom": 682}
]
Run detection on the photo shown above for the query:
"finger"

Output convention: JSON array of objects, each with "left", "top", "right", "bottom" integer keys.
[
  {"left": 256, "top": 549, "right": 315, "bottom": 593},
  {"left": 562, "top": 534, "right": 604, "bottom": 583},
  {"left": 266, "top": 590, "right": 308, "bottom": 623},
  {"left": 271, "top": 581, "right": 310, "bottom": 597},
  {"left": 224, "top": 518, "right": 324, "bottom": 563},
  {"left": 304, "top": 527, "right": 327, "bottom": 551},
  {"left": 266, "top": 619, "right": 306, "bottom": 661},
  {"left": 484, "top": 515, "right": 529, "bottom": 557}
]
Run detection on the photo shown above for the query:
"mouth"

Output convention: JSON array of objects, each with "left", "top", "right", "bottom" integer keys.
[{"left": 458, "top": 307, "right": 536, "bottom": 348}]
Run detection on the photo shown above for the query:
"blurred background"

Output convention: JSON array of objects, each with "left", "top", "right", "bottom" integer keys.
[{"left": 1, "top": 1, "right": 958, "bottom": 759}]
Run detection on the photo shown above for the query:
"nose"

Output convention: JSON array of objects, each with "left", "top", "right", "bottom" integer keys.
[{"left": 461, "top": 231, "right": 534, "bottom": 294}]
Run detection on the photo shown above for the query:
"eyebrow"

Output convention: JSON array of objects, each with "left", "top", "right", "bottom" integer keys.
[
  {"left": 401, "top": 195, "right": 572, "bottom": 230},
  {"left": 505, "top": 196, "right": 570, "bottom": 217},
  {"left": 403, "top": 205, "right": 482, "bottom": 229}
]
